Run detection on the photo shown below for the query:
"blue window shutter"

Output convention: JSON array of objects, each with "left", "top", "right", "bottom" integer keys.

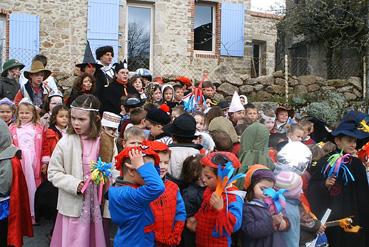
[
  {"left": 87, "top": 0, "right": 120, "bottom": 62},
  {"left": 220, "top": 2, "right": 244, "bottom": 57},
  {"left": 9, "top": 13, "right": 40, "bottom": 68}
]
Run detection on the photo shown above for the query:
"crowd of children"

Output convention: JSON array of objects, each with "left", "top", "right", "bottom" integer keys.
[{"left": 2, "top": 48, "right": 369, "bottom": 247}]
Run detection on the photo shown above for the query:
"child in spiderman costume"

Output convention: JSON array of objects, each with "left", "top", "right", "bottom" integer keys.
[
  {"left": 186, "top": 152, "right": 244, "bottom": 247},
  {"left": 144, "top": 140, "right": 186, "bottom": 247}
]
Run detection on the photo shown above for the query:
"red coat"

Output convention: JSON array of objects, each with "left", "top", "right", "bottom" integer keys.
[
  {"left": 41, "top": 127, "right": 62, "bottom": 164},
  {"left": 7, "top": 157, "right": 33, "bottom": 247}
]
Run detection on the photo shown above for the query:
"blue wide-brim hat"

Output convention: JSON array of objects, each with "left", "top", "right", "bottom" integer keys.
[{"left": 331, "top": 111, "right": 369, "bottom": 139}]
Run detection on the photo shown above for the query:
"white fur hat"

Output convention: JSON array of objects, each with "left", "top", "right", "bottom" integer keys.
[
  {"left": 101, "top": 111, "right": 121, "bottom": 129},
  {"left": 228, "top": 91, "right": 245, "bottom": 113}
]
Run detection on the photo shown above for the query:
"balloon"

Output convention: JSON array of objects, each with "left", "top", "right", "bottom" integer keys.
[{"left": 276, "top": 141, "right": 312, "bottom": 175}]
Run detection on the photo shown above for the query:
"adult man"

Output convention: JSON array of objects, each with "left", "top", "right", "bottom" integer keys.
[
  {"left": 0, "top": 59, "right": 24, "bottom": 100},
  {"left": 96, "top": 46, "right": 115, "bottom": 85}
]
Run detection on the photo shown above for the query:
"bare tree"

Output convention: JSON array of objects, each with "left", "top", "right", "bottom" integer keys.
[{"left": 128, "top": 22, "right": 150, "bottom": 71}]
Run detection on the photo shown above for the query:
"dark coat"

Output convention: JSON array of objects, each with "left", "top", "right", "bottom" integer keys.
[
  {"left": 99, "top": 80, "right": 137, "bottom": 115},
  {"left": 307, "top": 150, "right": 369, "bottom": 247},
  {"left": 242, "top": 200, "right": 286, "bottom": 247},
  {"left": 178, "top": 183, "right": 205, "bottom": 247},
  {"left": 0, "top": 77, "right": 20, "bottom": 100}
]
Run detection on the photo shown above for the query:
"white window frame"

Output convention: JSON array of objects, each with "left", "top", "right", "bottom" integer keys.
[
  {"left": 194, "top": 3, "right": 216, "bottom": 55},
  {"left": 0, "top": 15, "right": 6, "bottom": 69},
  {"left": 125, "top": 3, "right": 154, "bottom": 71}
]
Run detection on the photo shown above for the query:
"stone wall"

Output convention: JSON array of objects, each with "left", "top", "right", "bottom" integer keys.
[
  {"left": 0, "top": 0, "right": 87, "bottom": 81},
  {"left": 248, "top": 11, "right": 280, "bottom": 76},
  {"left": 211, "top": 68, "right": 364, "bottom": 104},
  {"left": 1, "top": 0, "right": 280, "bottom": 89}
]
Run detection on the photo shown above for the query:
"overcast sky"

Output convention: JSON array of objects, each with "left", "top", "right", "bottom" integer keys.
[{"left": 251, "top": 0, "right": 285, "bottom": 12}]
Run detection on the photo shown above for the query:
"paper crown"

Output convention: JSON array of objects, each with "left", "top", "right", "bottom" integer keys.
[
  {"left": 101, "top": 111, "right": 121, "bottom": 129},
  {"left": 228, "top": 91, "right": 245, "bottom": 113}
]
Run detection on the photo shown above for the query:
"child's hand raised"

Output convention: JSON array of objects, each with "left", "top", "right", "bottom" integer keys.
[
  {"left": 125, "top": 149, "right": 144, "bottom": 170},
  {"left": 210, "top": 192, "right": 224, "bottom": 210}
]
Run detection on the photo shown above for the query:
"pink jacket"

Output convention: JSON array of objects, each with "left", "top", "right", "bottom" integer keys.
[{"left": 9, "top": 123, "right": 44, "bottom": 186}]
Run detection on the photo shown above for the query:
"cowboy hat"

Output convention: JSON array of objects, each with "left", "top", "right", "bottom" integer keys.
[{"left": 24, "top": 60, "right": 51, "bottom": 80}]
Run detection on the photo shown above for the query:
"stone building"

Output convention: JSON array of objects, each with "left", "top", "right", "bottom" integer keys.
[{"left": 0, "top": 0, "right": 280, "bottom": 85}]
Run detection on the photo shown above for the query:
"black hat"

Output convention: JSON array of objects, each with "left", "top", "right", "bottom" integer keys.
[
  {"left": 163, "top": 113, "right": 196, "bottom": 138},
  {"left": 76, "top": 41, "right": 102, "bottom": 69},
  {"left": 123, "top": 96, "right": 144, "bottom": 108},
  {"left": 146, "top": 107, "right": 171, "bottom": 126},
  {"left": 218, "top": 100, "right": 230, "bottom": 110},
  {"left": 95, "top": 46, "right": 114, "bottom": 60},
  {"left": 332, "top": 111, "right": 369, "bottom": 139},
  {"left": 113, "top": 59, "right": 128, "bottom": 73}
]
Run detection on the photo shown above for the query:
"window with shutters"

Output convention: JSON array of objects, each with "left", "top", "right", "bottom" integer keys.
[
  {"left": 194, "top": 4, "right": 216, "bottom": 53},
  {"left": 126, "top": 3, "right": 153, "bottom": 71},
  {"left": 0, "top": 14, "right": 6, "bottom": 68}
]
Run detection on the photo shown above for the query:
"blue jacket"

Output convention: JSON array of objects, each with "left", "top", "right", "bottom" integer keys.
[{"left": 108, "top": 163, "right": 165, "bottom": 247}]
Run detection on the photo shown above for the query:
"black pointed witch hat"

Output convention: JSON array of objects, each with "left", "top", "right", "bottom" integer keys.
[{"left": 76, "top": 41, "right": 103, "bottom": 69}]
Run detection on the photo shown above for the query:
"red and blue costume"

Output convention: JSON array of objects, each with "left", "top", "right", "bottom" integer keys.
[
  {"left": 195, "top": 152, "right": 244, "bottom": 247},
  {"left": 150, "top": 179, "right": 186, "bottom": 246},
  {"left": 195, "top": 186, "right": 243, "bottom": 247}
]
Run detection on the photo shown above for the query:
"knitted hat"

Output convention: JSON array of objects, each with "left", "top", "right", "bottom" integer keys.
[
  {"left": 201, "top": 152, "right": 241, "bottom": 169},
  {"left": 244, "top": 164, "right": 275, "bottom": 190},
  {"left": 95, "top": 45, "right": 114, "bottom": 60},
  {"left": 146, "top": 105, "right": 171, "bottom": 126},
  {"left": 275, "top": 171, "right": 302, "bottom": 199},
  {"left": 101, "top": 111, "right": 121, "bottom": 129},
  {"left": 115, "top": 146, "right": 160, "bottom": 171},
  {"left": 228, "top": 91, "right": 245, "bottom": 113}
]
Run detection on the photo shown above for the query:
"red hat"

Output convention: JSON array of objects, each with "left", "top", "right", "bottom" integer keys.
[
  {"left": 201, "top": 152, "right": 241, "bottom": 169},
  {"left": 142, "top": 140, "right": 169, "bottom": 153},
  {"left": 153, "top": 76, "right": 164, "bottom": 84},
  {"left": 175, "top": 76, "right": 192, "bottom": 87},
  {"left": 115, "top": 146, "right": 160, "bottom": 171}
]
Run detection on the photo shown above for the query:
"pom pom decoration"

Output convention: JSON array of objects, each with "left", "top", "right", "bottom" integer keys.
[
  {"left": 322, "top": 151, "right": 355, "bottom": 185},
  {"left": 263, "top": 188, "right": 286, "bottom": 215},
  {"left": 182, "top": 80, "right": 206, "bottom": 113},
  {"left": 159, "top": 104, "right": 170, "bottom": 114},
  {"left": 81, "top": 157, "right": 113, "bottom": 204}
]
